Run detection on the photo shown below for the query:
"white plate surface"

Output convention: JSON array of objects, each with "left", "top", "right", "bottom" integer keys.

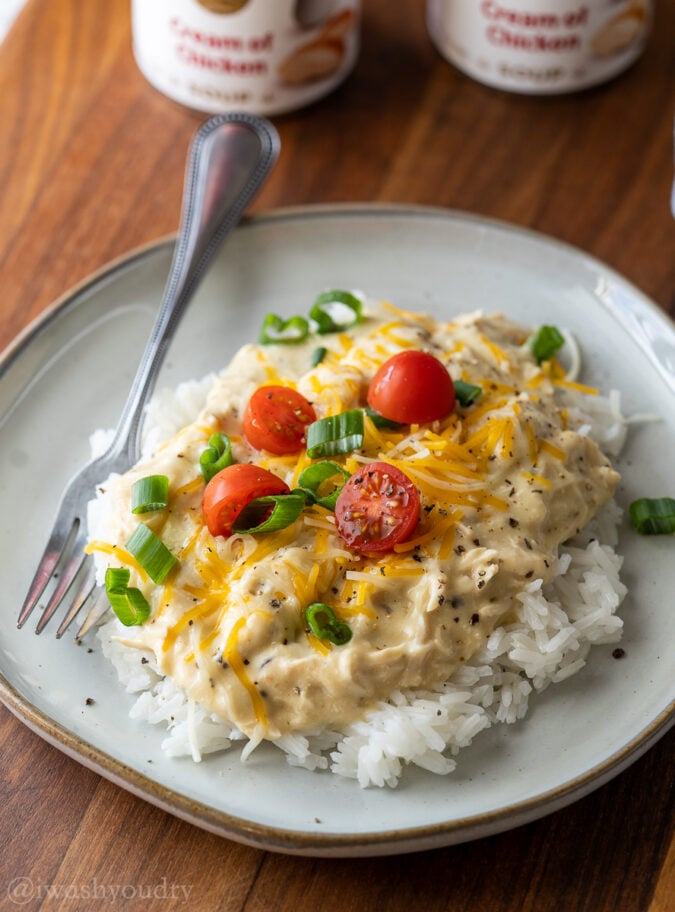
[{"left": 1, "top": 205, "right": 673, "bottom": 856}]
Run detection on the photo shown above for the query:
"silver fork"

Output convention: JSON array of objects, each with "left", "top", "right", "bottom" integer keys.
[{"left": 17, "top": 112, "right": 280, "bottom": 638}]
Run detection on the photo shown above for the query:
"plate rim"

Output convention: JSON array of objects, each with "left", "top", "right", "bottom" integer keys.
[
  {"left": 1, "top": 662, "right": 673, "bottom": 856},
  {"left": 1, "top": 203, "right": 674, "bottom": 856}
]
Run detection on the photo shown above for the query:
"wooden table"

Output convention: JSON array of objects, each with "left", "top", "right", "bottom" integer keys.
[{"left": 1, "top": 1, "right": 673, "bottom": 909}]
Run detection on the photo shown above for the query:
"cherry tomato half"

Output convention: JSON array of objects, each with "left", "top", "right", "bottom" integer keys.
[
  {"left": 367, "top": 350, "right": 455, "bottom": 425},
  {"left": 334, "top": 462, "right": 420, "bottom": 553},
  {"left": 243, "top": 385, "right": 317, "bottom": 455},
  {"left": 202, "top": 464, "right": 290, "bottom": 537}
]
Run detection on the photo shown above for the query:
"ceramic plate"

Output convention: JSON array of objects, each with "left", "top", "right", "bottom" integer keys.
[{"left": 1, "top": 206, "right": 673, "bottom": 857}]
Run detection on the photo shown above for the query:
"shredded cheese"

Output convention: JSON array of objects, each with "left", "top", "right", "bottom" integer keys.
[
  {"left": 223, "top": 616, "right": 269, "bottom": 727},
  {"left": 85, "top": 541, "right": 148, "bottom": 582}
]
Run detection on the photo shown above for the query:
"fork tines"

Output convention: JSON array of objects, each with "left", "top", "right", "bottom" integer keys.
[{"left": 18, "top": 514, "right": 96, "bottom": 637}]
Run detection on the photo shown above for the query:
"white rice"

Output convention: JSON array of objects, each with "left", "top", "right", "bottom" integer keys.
[{"left": 93, "top": 377, "right": 628, "bottom": 789}]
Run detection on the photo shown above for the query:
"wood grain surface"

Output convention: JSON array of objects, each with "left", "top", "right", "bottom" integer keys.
[{"left": 0, "top": 1, "right": 673, "bottom": 910}]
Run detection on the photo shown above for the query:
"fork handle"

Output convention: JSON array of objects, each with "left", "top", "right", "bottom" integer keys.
[{"left": 106, "top": 113, "right": 280, "bottom": 464}]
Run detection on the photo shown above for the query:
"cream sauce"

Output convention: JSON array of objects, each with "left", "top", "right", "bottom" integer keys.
[{"left": 91, "top": 304, "right": 619, "bottom": 740}]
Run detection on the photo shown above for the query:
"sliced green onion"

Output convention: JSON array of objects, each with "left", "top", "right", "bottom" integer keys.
[
  {"left": 454, "top": 380, "right": 482, "bottom": 406},
  {"left": 259, "top": 313, "right": 310, "bottom": 345},
  {"left": 131, "top": 475, "right": 170, "bottom": 514},
  {"left": 629, "top": 497, "right": 675, "bottom": 535},
  {"left": 304, "top": 602, "right": 352, "bottom": 646},
  {"left": 200, "top": 433, "right": 233, "bottom": 482},
  {"left": 306, "top": 409, "right": 364, "bottom": 458},
  {"left": 311, "top": 346, "right": 328, "bottom": 367},
  {"left": 364, "top": 406, "right": 404, "bottom": 430},
  {"left": 297, "top": 461, "right": 350, "bottom": 510},
  {"left": 105, "top": 567, "right": 151, "bottom": 626},
  {"left": 310, "top": 290, "right": 363, "bottom": 334},
  {"left": 528, "top": 325, "right": 565, "bottom": 363},
  {"left": 126, "top": 523, "right": 177, "bottom": 584},
  {"left": 232, "top": 493, "right": 306, "bottom": 535}
]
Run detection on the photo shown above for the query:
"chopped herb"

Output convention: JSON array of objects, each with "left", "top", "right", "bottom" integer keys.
[
  {"left": 311, "top": 346, "right": 328, "bottom": 367},
  {"left": 528, "top": 325, "right": 565, "bottom": 363},
  {"left": 454, "top": 380, "right": 482, "bottom": 406}
]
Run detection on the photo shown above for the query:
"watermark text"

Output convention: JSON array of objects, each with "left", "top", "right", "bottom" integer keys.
[{"left": 6, "top": 876, "right": 193, "bottom": 905}]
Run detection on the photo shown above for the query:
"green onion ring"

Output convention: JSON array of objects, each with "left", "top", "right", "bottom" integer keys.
[
  {"left": 105, "top": 567, "right": 151, "bottom": 626},
  {"left": 131, "top": 475, "right": 170, "bottom": 514},
  {"left": 200, "top": 433, "right": 234, "bottom": 482},
  {"left": 629, "top": 497, "right": 675, "bottom": 535},
  {"left": 304, "top": 602, "right": 352, "bottom": 646},
  {"left": 310, "top": 290, "right": 363, "bottom": 334},
  {"left": 126, "top": 523, "right": 178, "bottom": 584},
  {"left": 363, "top": 406, "right": 404, "bottom": 430},
  {"left": 306, "top": 409, "right": 364, "bottom": 458},
  {"left": 297, "top": 461, "right": 350, "bottom": 510},
  {"left": 232, "top": 493, "right": 306, "bottom": 535},
  {"left": 259, "top": 313, "right": 310, "bottom": 345},
  {"left": 453, "top": 380, "right": 482, "bottom": 406}
]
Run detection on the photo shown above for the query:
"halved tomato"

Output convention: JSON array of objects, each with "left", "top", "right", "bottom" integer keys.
[
  {"left": 202, "top": 464, "right": 290, "bottom": 537},
  {"left": 367, "top": 350, "right": 455, "bottom": 425},
  {"left": 334, "top": 462, "right": 420, "bottom": 553},
  {"left": 243, "top": 385, "right": 316, "bottom": 455}
]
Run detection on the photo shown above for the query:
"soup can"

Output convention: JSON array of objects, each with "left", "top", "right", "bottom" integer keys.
[
  {"left": 131, "top": 0, "right": 362, "bottom": 115},
  {"left": 427, "top": 0, "right": 652, "bottom": 94}
]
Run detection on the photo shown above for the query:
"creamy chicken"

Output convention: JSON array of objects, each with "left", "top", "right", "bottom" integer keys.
[{"left": 90, "top": 303, "right": 619, "bottom": 742}]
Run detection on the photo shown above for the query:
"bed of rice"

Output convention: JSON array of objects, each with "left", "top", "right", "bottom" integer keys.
[{"left": 91, "top": 374, "right": 628, "bottom": 789}]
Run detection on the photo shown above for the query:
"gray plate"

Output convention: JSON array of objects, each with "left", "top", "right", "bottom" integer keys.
[{"left": 1, "top": 205, "right": 673, "bottom": 857}]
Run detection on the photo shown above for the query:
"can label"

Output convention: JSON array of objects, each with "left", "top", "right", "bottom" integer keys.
[
  {"left": 132, "top": 0, "right": 361, "bottom": 115},
  {"left": 427, "top": 0, "right": 652, "bottom": 93}
]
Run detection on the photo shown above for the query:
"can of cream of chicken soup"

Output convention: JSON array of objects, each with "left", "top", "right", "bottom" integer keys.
[
  {"left": 426, "top": 0, "right": 652, "bottom": 94},
  {"left": 131, "top": 0, "right": 361, "bottom": 115}
]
